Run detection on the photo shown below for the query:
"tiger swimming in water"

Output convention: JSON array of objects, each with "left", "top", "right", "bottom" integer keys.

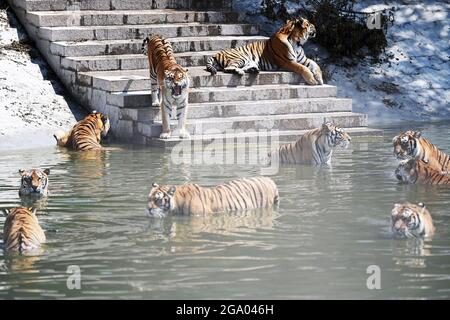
[
  {"left": 147, "top": 177, "right": 279, "bottom": 217},
  {"left": 393, "top": 130, "right": 450, "bottom": 172},
  {"left": 267, "top": 122, "right": 351, "bottom": 165},
  {"left": 142, "top": 35, "right": 190, "bottom": 139},
  {"left": 391, "top": 203, "right": 435, "bottom": 238},
  {"left": 395, "top": 158, "right": 450, "bottom": 185},
  {"left": 206, "top": 18, "right": 323, "bottom": 85},
  {"left": 54, "top": 111, "right": 110, "bottom": 151},
  {"left": 18, "top": 169, "right": 50, "bottom": 197},
  {"left": 2, "top": 207, "right": 46, "bottom": 252}
]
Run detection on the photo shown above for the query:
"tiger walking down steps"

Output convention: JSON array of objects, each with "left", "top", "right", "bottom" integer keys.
[
  {"left": 206, "top": 17, "right": 323, "bottom": 85},
  {"left": 147, "top": 177, "right": 279, "bottom": 217},
  {"left": 142, "top": 35, "right": 190, "bottom": 139}
]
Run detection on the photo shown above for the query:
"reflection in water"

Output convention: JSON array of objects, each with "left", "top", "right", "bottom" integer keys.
[{"left": 0, "top": 122, "right": 450, "bottom": 299}]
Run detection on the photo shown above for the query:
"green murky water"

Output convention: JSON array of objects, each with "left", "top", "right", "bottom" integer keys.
[{"left": 1, "top": 122, "right": 450, "bottom": 299}]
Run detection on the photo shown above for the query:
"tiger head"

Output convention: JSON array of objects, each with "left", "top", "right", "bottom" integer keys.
[
  {"left": 393, "top": 130, "right": 422, "bottom": 160},
  {"left": 281, "top": 17, "right": 316, "bottom": 45},
  {"left": 322, "top": 122, "right": 351, "bottom": 148},
  {"left": 395, "top": 159, "right": 417, "bottom": 183},
  {"left": 147, "top": 183, "right": 177, "bottom": 218},
  {"left": 90, "top": 111, "right": 110, "bottom": 138},
  {"left": 164, "top": 66, "right": 189, "bottom": 99},
  {"left": 18, "top": 169, "right": 50, "bottom": 197},
  {"left": 391, "top": 202, "right": 431, "bottom": 238}
]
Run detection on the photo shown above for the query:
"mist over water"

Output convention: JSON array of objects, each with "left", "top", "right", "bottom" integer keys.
[{"left": 1, "top": 122, "right": 450, "bottom": 299}]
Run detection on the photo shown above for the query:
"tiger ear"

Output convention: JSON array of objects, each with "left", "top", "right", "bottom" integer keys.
[
  {"left": 19, "top": 169, "right": 26, "bottom": 176},
  {"left": 44, "top": 169, "right": 50, "bottom": 176},
  {"left": 1, "top": 209, "right": 9, "bottom": 216},
  {"left": 184, "top": 68, "right": 188, "bottom": 73},
  {"left": 164, "top": 70, "right": 172, "bottom": 78},
  {"left": 92, "top": 110, "right": 98, "bottom": 114},
  {"left": 168, "top": 186, "right": 176, "bottom": 196},
  {"left": 322, "top": 122, "right": 332, "bottom": 131},
  {"left": 413, "top": 131, "right": 422, "bottom": 138},
  {"left": 285, "top": 20, "right": 295, "bottom": 32},
  {"left": 101, "top": 114, "right": 109, "bottom": 124},
  {"left": 152, "top": 182, "right": 159, "bottom": 188},
  {"left": 301, "top": 18, "right": 309, "bottom": 29},
  {"left": 418, "top": 202, "right": 425, "bottom": 208}
]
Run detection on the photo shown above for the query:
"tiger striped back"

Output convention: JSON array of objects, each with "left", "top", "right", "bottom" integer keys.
[
  {"left": 3, "top": 207, "right": 46, "bottom": 252},
  {"left": 142, "top": 35, "right": 178, "bottom": 83},
  {"left": 393, "top": 130, "right": 450, "bottom": 172},
  {"left": 147, "top": 177, "right": 279, "bottom": 217},
  {"left": 395, "top": 159, "right": 450, "bottom": 185},
  {"left": 55, "top": 111, "right": 110, "bottom": 151},
  {"left": 268, "top": 123, "right": 351, "bottom": 165}
]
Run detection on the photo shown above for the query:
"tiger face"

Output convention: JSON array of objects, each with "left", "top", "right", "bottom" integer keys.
[
  {"left": 147, "top": 183, "right": 176, "bottom": 218},
  {"left": 287, "top": 18, "right": 316, "bottom": 45},
  {"left": 164, "top": 66, "right": 189, "bottom": 98},
  {"left": 18, "top": 169, "right": 50, "bottom": 197},
  {"left": 322, "top": 122, "right": 351, "bottom": 148},
  {"left": 391, "top": 203, "right": 434, "bottom": 238},
  {"left": 393, "top": 130, "right": 421, "bottom": 160}
]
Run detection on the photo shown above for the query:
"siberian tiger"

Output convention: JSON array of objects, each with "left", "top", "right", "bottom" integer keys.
[
  {"left": 54, "top": 111, "right": 110, "bottom": 151},
  {"left": 18, "top": 169, "right": 50, "bottom": 197},
  {"left": 142, "top": 35, "right": 190, "bottom": 139},
  {"left": 147, "top": 177, "right": 279, "bottom": 217},
  {"left": 2, "top": 207, "right": 46, "bottom": 252},
  {"left": 267, "top": 122, "right": 351, "bottom": 165},
  {"left": 391, "top": 203, "right": 435, "bottom": 238},
  {"left": 393, "top": 130, "right": 450, "bottom": 172},
  {"left": 206, "top": 18, "right": 323, "bottom": 85},
  {"left": 395, "top": 158, "right": 450, "bottom": 185}
]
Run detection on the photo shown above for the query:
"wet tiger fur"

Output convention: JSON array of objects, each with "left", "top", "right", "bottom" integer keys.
[
  {"left": 54, "top": 111, "right": 110, "bottom": 151},
  {"left": 391, "top": 203, "right": 435, "bottom": 238},
  {"left": 142, "top": 35, "right": 190, "bottom": 139},
  {"left": 393, "top": 130, "right": 450, "bottom": 172},
  {"left": 395, "top": 158, "right": 450, "bottom": 185},
  {"left": 2, "top": 207, "right": 46, "bottom": 252},
  {"left": 18, "top": 169, "right": 50, "bottom": 197},
  {"left": 267, "top": 122, "right": 351, "bottom": 165},
  {"left": 206, "top": 18, "right": 323, "bottom": 85},
  {"left": 147, "top": 177, "right": 279, "bottom": 217}
]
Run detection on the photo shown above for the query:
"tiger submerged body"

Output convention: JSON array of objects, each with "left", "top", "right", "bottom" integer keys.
[
  {"left": 142, "top": 35, "right": 190, "bottom": 139},
  {"left": 268, "top": 122, "right": 351, "bottom": 165},
  {"left": 391, "top": 203, "right": 435, "bottom": 238},
  {"left": 147, "top": 177, "right": 279, "bottom": 217},
  {"left": 395, "top": 159, "right": 450, "bottom": 185},
  {"left": 393, "top": 130, "right": 450, "bottom": 172},
  {"left": 54, "top": 111, "right": 110, "bottom": 151},
  {"left": 206, "top": 18, "right": 323, "bottom": 85},
  {"left": 2, "top": 207, "right": 46, "bottom": 252},
  {"left": 18, "top": 169, "right": 50, "bottom": 197}
]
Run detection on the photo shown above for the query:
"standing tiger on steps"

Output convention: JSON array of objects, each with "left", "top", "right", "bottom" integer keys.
[
  {"left": 54, "top": 111, "right": 110, "bottom": 151},
  {"left": 142, "top": 35, "right": 190, "bottom": 139},
  {"left": 206, "top": 17, "right": 323, "bottom": 85},
  {"left": 267, "top": 122, "right": 351, "bottom": 165}
]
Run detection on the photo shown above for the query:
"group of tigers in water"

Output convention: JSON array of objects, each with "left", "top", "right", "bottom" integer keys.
[{"left": 1, "top": 18, "right": 446, "bottom": 253}]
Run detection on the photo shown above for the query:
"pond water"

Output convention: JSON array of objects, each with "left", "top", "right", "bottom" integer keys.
[{"left": 1, "top": 122, "right": 450, "bottom": 299}]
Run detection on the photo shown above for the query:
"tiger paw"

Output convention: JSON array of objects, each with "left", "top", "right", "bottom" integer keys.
[
  {"left": 159, "top": 132, "right": 171, "bottom": 139},
  {"left": 152, "top": 101, "right": 161, "bottom": 107},
  {"left": 304, "top": 74, "right": 318, "bottom": 85},
  {"left": 314, "top": 72, "right": 324, "bottom": 85}
]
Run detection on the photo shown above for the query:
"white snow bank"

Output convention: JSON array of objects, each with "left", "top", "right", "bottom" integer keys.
[{"left": 0, "top": 6, "right": 85, "bottom": 151}]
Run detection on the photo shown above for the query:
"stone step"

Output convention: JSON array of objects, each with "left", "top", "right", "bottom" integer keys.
[
  {"left": 61, "top": 52, "right": 217, "bottom": 71},
  {"left": 50, "top": 36, "right": 268, "bottom": 57},
  {"left": 12, "top": 0, "right": 232, "bottom": 11},
  {"left": 145, "top": 127, "right": 384, "bottom": 148},
  {"left": 137, "top": 112, "right": 368, "bottom": 137},
  {"left": 120, "top": 98, "right": 353, "bottom": 122},
  {"left": 79, "top": 68, "right": 309, "bottom": 91},
  {"left": 108, "top": 84, "right": 338, "bottom": 106},
  {"left": 39, "top": 23, "right": 259, "bottom": 41},
  {"left": 27, "top": 10, "right": 244, "bottom": 27}
]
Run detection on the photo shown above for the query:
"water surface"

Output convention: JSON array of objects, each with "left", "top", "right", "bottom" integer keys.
[{"left": 1, "top": 122, "right": 450, "bottom": 299}]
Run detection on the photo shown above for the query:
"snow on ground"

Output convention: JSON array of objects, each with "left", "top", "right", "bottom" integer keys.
[
  {"left": 0, "top": 5, "right": 85, "bottom": 151},
  {"left": 237, "top": 0, "right": 449, "bottom": 124}
]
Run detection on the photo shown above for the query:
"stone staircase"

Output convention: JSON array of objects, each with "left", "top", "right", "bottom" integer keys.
[{"left": 8, "top": 0, "right": 382, "bottom": 147}]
